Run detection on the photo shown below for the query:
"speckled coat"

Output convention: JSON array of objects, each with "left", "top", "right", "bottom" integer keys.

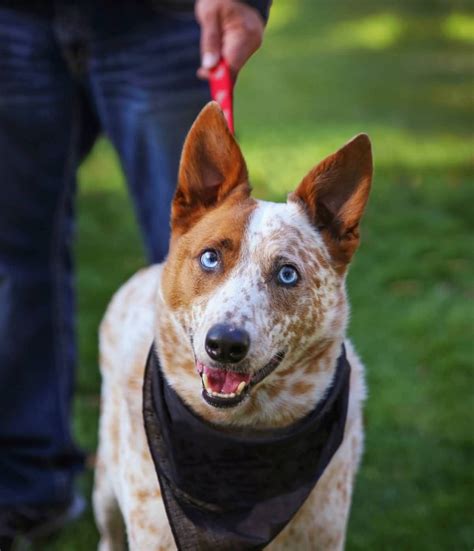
[{"left": 93, "top": 102, "right": 373, "bottom": 551}]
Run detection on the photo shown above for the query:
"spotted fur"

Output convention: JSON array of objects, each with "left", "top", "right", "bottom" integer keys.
[{"left": 94, "top": 102, "right": 373, "bottom": 550}]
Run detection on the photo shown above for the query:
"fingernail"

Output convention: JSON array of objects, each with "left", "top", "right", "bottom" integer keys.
[{"left": 202, "top": 52, "right": 219, "bottom": 69}]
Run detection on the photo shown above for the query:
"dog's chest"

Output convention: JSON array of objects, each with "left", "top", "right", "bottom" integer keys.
[{"left": 100, "top": 265, "right": 363, "bottom": 551}]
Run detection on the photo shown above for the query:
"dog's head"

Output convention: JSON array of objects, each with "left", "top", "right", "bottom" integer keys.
[{"left": 158, "top": 102, "right": 372, "bottom": 427}]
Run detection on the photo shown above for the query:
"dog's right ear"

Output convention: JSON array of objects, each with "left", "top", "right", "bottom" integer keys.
[
  {"left": 171, "top": 102, "right": 250, "bottom": 236},
  {"left": 290, "top": 134, "right": 373, "bottom": 271}
]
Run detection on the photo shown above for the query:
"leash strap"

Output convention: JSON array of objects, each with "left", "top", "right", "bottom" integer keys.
[{"left": 209, "top": 59, "right": 235, "bottom": 134}]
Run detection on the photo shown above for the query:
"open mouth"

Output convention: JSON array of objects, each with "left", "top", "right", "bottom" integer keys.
[{"left": 196, "top": 352, "right": 285, "bottom": 409}]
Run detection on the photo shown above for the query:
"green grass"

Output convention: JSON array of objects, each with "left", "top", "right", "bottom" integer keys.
[{"left": 43, "top": 0, "right": 473, "bottom": 549}]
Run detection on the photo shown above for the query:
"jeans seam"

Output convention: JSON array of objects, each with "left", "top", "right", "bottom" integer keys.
[{"left": 49, "top": 91, "right": 81, "bottom": 502}]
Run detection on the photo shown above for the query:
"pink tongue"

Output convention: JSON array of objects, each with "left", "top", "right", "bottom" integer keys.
[{"left": 202, "top": 365, "right": 251, "bottom": 394}]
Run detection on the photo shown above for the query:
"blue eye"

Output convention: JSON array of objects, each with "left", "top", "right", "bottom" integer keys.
[
  {"left": 200, "top": 249, "right": 220, "bottom": 271},
  {"left": 277, "top": 265, "right": 299, "bottom": 286}
]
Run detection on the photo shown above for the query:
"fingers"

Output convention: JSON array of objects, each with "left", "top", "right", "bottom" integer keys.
[
  {"left": 195, "top": 0, "right": 265, "bottom": 81},
  {"left": 196, "top": 0, "right": 222, "bottom": 79},
  {"left": 222, "top": 15, "right": 263, "bottom": 81}
]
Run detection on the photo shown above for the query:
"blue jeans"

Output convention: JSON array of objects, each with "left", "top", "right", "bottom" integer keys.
[{"left": 0, "top": 3, "right": 209, "bottom": 506}]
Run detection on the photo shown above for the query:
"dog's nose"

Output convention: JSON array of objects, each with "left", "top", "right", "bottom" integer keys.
[{"left": 205, "top": 323, "right": 250, "bottom": 364}]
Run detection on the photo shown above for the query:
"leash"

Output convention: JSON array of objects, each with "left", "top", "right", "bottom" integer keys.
[{"left": 209, "top": 59, "right": 235, "bottom": 134}]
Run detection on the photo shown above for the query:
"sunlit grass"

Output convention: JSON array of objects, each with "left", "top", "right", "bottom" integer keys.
[
  {"left": 326, "top": 13, "right": 404, "bottom": 50},
  {"left": 240, "top": 126, "right": 472, "bottom": 198},
  {"left": 443, "top": 13, "right": 474, "bottom": 43},
  {"left": 82, "top": 126, "right": 473, "bottom": 199},
  {"left": 264, "top": 0, "right": 299, "bottom": 32}
]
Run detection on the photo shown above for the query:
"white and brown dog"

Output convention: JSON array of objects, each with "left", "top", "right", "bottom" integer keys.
[{"left": 93, "top": 102, "right": 373, "bottom": 551}]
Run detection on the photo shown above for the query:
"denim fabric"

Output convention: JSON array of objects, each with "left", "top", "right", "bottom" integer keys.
[{"left": 0, "top": 3, "right": 210, "bottom": 506}]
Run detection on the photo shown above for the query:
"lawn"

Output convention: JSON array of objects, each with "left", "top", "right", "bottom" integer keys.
[{"left": 44, "top": 0, "right": 473, "bottom": 549}]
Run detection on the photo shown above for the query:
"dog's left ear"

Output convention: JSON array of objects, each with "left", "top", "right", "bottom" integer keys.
[
  {"left": 171, "top": 101, "right": 249, "bottom": 236},
  {"left": 290, "top": 134, "right": 373, "bottom": 270}
]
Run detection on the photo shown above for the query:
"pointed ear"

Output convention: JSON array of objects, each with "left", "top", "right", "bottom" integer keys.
[
  {"left": 290, "top": 134, "right": 373, "bottom": 270},
  {"left": 171, "top": 101, "right": 249, "bottom": 236}
]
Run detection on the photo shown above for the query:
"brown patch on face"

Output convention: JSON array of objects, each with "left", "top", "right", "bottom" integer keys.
[
  {"left": 291, "top": 380, "right": 314, "bottom": 396},
  {"left": 267, "top": 340, "right": 337, "bottom": 414},
  {"left": 162, "top": 193, "right": 257, "bottom": 311},
  {"left": 315, "top": 249, "right": 330, "bottom": 271},
  {"left": 158, "top": 319, "right": 181, "bottom": 349},
  {"left": 302, "top": 340, "right": 335, "bottom": 374},
  {"left": 290, "top": 134, "right": 373, "bottom": 273},
  {"left": 264, "top": 381, "right": 284, "bottom": 400},
  {"left": 276, "top": 362, "right": 299, "bottom": 379},
  {"left": 159, "top": 337, "right": 195, "bottom": 376}
]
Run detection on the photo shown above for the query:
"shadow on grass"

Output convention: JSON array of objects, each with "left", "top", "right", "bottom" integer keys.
[{"left": 239, "top": 0, "right": 473, "bottom": 138}]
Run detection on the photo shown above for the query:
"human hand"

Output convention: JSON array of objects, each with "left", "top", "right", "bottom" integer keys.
[{"left": 195, "top": 0, "right": 265, "bottom": 81}]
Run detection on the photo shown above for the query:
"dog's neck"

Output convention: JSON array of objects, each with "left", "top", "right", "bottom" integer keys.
[{"left": 154, "top": 282, "right": 347, "bottom": 430}]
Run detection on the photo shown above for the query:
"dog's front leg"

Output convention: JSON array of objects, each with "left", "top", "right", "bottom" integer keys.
[
  {"left": 93, "top": 455, "right": 126, "bottom": 551},
  {"left": 93, "top": 375, "right": 126, "bottom": 551}
]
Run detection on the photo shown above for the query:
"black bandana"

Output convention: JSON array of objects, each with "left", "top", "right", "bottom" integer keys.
[{"left": 143, "top": 343, "right": 351, "bottom": 551}]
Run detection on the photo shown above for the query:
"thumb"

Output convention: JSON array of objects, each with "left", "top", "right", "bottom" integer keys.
[{"left": 197, "top": 5, "right": 222, "bottom": 72}]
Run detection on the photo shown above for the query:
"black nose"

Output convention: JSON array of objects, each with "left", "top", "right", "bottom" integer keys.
[{"left": 205, "top": 323, "right": 250, "bottom": 364}]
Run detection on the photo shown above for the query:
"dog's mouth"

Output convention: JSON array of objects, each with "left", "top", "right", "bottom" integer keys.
[{"left": 196, "top": 352, "right": 285, "bottom": 409}]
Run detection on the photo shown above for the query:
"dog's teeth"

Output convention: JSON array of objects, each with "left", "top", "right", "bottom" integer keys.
[
  {"left": 211, "top": 391, "right": 236, "bottom": 399},
  {"left": 202, "top": 370, "right": 248, "bottom": 400},
  {"left": 204, "top": 387, "right": 241, "bottom": 399}
]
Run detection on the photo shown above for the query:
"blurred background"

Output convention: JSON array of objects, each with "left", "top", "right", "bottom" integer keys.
[{"left": 45, "top": 0, "right": 473, "bottom": 548}]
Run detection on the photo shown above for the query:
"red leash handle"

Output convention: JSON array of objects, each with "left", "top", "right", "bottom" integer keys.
[{"left": 209, "top": 59, "right": 234, "bottom": 134}]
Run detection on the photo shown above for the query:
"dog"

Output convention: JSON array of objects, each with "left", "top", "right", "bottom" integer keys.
[{"left": 93, "top": 101, "right": 373, "bottom": 551}]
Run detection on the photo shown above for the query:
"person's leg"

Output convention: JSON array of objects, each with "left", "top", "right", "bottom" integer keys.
[
  {"left": 87, "top": 5, "right": 211, "bottom": 263},
  {"left": 0, "top": 7, "right": 96, "bottom": 511}
]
